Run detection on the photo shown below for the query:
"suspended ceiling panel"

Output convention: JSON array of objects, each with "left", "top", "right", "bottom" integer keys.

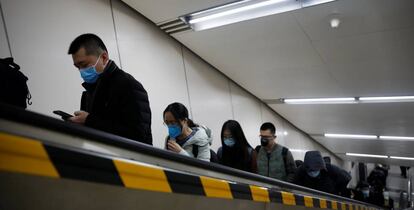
[{"left": 122, "top": 0, "right": 414, "bottom": 166}]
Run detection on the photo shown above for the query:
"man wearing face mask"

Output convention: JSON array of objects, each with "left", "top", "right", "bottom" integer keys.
[
  {"left": 354, "top": 181, "right": 371, "bottom": 202},
  {"left": 67, "top": 34, "right": 152, "bottom": 145},
  {"left": 293, "top": 151, "right": 351, "bottom": 195},
  {"left": 256, "top": 122, "right": 296, "bottom": 182}
]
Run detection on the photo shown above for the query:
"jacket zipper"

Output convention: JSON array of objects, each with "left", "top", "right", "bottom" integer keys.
[{"left": 267, "top": 155, "right": 270, "bottom": 177}]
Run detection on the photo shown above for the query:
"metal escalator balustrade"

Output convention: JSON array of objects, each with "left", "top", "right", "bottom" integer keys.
[{"left": 0, "top": 103, "right": 381, "bottom": 210}]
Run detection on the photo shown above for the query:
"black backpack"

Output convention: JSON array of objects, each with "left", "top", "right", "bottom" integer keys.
[
  {"left": 0, "top": 57, "right": 31, "bottom": 108},
  {"left": 193, "top": 145, "right": 219, "bottom": 163},
  {"left": 255, "top": 145, "right": 289, "bottom": 174}
]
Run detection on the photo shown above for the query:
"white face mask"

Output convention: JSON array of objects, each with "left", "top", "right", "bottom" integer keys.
[
  {"left": 383, "top": 191, "right": 389, "bottom": 200},
  {"left": 362, "top": 190, "right": 369, "bottom": 197},
  {"left": 307, "top": 170, "right": 320, "bottom": 178}
]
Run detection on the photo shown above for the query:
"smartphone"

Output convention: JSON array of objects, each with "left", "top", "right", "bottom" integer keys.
[{"left": 53, "top": 110, "right": 73, "bottom": 120}]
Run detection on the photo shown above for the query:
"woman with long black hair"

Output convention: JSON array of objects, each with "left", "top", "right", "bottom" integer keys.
[{"left": 217, "top": 120, "right": 257, "bottom": 173}]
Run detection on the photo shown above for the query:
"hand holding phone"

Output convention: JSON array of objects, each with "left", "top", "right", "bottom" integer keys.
[{"left": 53, "top": 110, "right": 73, "bottom": 121}]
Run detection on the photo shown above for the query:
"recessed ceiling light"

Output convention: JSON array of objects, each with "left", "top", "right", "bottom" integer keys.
[
  {"left": 325, "top": 133, "right": 378, "bottom": 139},
  {"left": 330, "top": 18, "right": 340, "bottom": 28},
  {"left": 390, "top": 156, "right": 414, "bottom": 160},
  {"left": 379, "top": 136, "right": 414, "bottom": 140},
  {"left": 283, "top": 131, "right": 288, "bottom": 136},
  {"left": 346, "top": 153, "right": 388, "bottom": 158}
]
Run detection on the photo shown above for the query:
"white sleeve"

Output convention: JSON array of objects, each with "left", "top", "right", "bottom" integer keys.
[
  {"left": 179, "top": 149, "right": 191, "bottom": 157},
  {"left": 196, "top": 144, "right": 211, "bottom": 162}
]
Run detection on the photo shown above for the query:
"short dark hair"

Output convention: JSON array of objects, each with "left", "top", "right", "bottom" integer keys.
[
  {"left": 323, "top": 156, "right": 331, "bottom": 164},
  {"left": 68, "top": 33, "right": 107, "bottom": 56},
  {"left": 260, "top": 122, "right": 276, "bottom": 135}
]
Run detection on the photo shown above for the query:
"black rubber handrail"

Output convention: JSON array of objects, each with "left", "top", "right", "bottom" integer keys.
[{"left": 0, "top": 103, "right": 380, "bottom": 208}]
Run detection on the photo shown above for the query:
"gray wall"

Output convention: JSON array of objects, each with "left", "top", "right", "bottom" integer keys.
[{"left": 0, "top": 0, "right": 344, "bottom": 165}]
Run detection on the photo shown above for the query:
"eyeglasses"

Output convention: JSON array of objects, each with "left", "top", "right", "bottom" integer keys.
[
  {"left": 259, "top": 135, "right": 275, "bottom": 140},
  {"left": 163, "top": 121, "right": 179, "bottom": 126}
]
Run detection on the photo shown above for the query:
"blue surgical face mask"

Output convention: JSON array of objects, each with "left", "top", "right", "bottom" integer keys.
[
  {"left": 307, "top": 170, "right": 320, "bottom": 178},
  {"left": 224, "top": 138, "right": 236, "bottom": 147},
  {"left": 168, "top": 125, "right": 182, "bottom": 139},
  {"left": 79, "top": 55, "right": 102, "bottom": 83}
]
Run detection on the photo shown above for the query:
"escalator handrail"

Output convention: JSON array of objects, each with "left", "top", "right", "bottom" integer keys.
[{"left": 0, "top": 103, "right": 380, "bottom": 208}]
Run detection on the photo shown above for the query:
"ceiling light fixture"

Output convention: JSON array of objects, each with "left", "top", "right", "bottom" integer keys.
[
  {"left": 324, "top": 133, "right": 378, "bottom": 139},
  {"left": 346, "top": 153, "right": 388, "bottom": 159},
  {"left": 330, "top": 18, "right": 340, "bottom": 28},
  {"left": 284, "top": 97, "right": 355, "bottom": 104},
  {"left": 302, "top": 0, "right": 336, "bottom": 7},
  {"left": 272, "top": 95, "right": 414, "bottom": 105},
  {"left": 379, "top": 136, "right": 414, "bottom": 141},
  {"left": 359, "top": 96, "right": 414, "bottom": 103},
  {"left": 390, "top": 156, "right": 414, "bottom": 160},
  {"left": 184, "top": 0, "right": 336, "bottom": 31}
]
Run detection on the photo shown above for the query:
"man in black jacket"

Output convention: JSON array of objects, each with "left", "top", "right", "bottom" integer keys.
[
  {"left": 67, "top": 33, "right": 152, "bottom": 145},
  {"left": 293, "top": 151, "right": 351, "bottom": 195}
]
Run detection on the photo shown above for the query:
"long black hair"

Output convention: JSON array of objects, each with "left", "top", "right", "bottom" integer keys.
[
  {"left": 220, "top": 120, "right": 253, "bottom": 172},
  {"left": 163, "top": 102, "right": 197, "bottom": 128}
]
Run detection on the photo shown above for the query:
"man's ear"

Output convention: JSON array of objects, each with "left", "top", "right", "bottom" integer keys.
[{"left": 102, "top": 51, "right": 109, "bottom": 64}]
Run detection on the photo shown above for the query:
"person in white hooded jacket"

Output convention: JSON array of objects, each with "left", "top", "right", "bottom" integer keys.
[{"left": 163, "top": 102, "right": 211, "bottom": 162}]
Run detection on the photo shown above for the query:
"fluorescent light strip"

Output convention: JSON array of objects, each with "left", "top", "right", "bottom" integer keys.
[
  {"left": 189, "top": 0, "right": 289, "bottom": 24},
  {"left": 186, "top": 0, "right": 336, "bottom": 31},
  {"left": 325, "top": 133, "right": 378, "bottom": 139},
  {"left": 390, "top": 156, "right": 414, "bottom": 160},
  {"left": 359, "top": 96, "right": 414, "bottom": 101},
  {"left": 284, "top": 97, "right": 355, "bottom": 104},
  {"left": 190, "top": 0, "right": 253, "bottom": 17},
  {"left": 380, "top": 136, "right": 414, "bottom": 140},
  {"left": 302, "top": 0, "right": 335, "bottom": 7},
  {"left": 278, "top": 95, "right": 414, "bottom": 104},
  {"left": 346, "top": 153, "right": 388, "bottom": 158}
]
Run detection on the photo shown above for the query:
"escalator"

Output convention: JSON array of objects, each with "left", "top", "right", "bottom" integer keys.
[{"left": 0, "top": 103, "right": 382, "bottom": 210}]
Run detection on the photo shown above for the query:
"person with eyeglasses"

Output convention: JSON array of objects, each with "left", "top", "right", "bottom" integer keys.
[
  {"left": 163, "top": 102, "right": 211, "bottom": 161},
  {"left": 255, "top": 122, "right": 296, "bottom": 182}
]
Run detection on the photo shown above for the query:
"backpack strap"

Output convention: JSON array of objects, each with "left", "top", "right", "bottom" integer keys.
[
  {"left": 247, "top": 147, "right": 254, "bottom": 161},
  {"left": 255, "top": 145, "right": 261, "bottom": 153},
  {"left": 217, "top": 147, "right": 222, "bottom": 160},
  {"left": 0, "top": 57, "right": 20, "bottom": 70},
  {"left": 192, "top": 144, "right": 199, "bottom": 158},
  {"left": 192, "top": 145, "right": 218, "bottom": 162},
  {"left": 210, "top": 149, "right": 218, "bottom": 163}
]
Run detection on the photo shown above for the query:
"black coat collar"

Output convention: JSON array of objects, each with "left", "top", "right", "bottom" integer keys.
[{"left": 81, "top": 60, "right": 118, "bottom": 91}]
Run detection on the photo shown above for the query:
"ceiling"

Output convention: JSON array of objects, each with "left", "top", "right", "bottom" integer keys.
[{"left": 122, "top": 0, "right": 414, "bottom": 166}]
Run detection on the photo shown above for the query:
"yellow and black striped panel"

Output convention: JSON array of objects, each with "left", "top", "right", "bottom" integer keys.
[{"left": 0, "top": 132, "right": 378, "bottom": 210}]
